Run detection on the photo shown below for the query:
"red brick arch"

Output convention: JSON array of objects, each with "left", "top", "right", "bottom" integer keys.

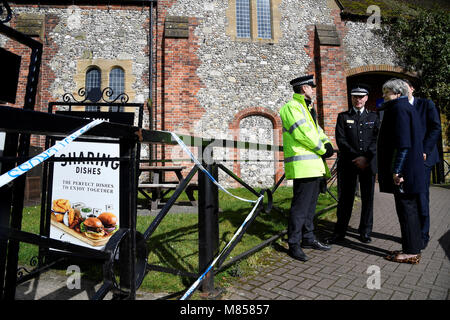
[
  {"left": 346, "top": 64, "right": 417, "bottom": 77},
  {"left": 228, "top": 107, "right": 284, "bottom": 185},
  {"left": 229, "top": 106, "right": 282, "bottom": 131}
]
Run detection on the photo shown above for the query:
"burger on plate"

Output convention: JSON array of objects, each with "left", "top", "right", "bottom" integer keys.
[
  {"left": 97, "top": 212, "right": 118, "bottom": 235},
  {"left": 80, "top": 217, "right": 104, "bottom": 240}
]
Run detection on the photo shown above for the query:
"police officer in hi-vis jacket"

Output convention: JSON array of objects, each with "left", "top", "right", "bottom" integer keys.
[
  {"left": 326, "top": 84, "right": 380, "bottom": 245},
  {"left": 280, "top": 75, "right": 334, "bottom": 262}
]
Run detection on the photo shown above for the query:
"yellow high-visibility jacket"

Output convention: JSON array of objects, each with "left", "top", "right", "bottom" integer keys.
[{"left": 280, "top": 93, "right": 332, "bottom": 179}]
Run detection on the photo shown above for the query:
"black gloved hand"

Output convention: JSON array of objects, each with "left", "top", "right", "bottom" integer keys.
[{"left": 321, "top": 143, "right": 334, "bottom": 159}]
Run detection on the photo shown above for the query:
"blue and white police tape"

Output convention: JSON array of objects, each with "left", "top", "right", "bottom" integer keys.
[
  {"left": 180, "top": 194, "right": 264, "bottom": 300},
  {"left": 168, "top": 131, "right": 257, "bottom": 204},
  {"left": 0, "top": 119, "right": 104, "bottom": 188}
]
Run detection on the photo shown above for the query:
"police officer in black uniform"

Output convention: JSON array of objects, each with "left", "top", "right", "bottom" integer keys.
[{"left": 327, "top": 84, "right": 380, "bottom": 244}]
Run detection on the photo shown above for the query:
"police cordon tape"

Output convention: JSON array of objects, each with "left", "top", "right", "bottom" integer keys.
[
  {"left": 180, "top": 194, "right": 263, "bottom": 300},
  {"left": 0, "top": 119, "right": 104, "bottom": 189},
  {"left": 1, "top": 123, "right": 267, "bottom": 299},
  {"left": 166, "top": 132, "right": 269, "bottom": 300},
  {"left": 168, "top": 131, "right": 257, "bottom": 204}
]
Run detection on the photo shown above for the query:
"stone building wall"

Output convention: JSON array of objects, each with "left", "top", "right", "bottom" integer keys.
[
  {"left": 343, "top": 21, "right": 396, "bottom": 70},
  {"left": 2, "top": 1, "right": 401, "bottom": 188},
  {"left": 164, "top": 0, "right": 335, "bottom": 139},
  {"left": 2, "top": 5, "right": 150, "bottom": 121}
]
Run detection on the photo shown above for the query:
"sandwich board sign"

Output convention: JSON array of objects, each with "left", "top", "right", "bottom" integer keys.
[{"left": 49, "top": 140, "right": 120, "bottom": 250}]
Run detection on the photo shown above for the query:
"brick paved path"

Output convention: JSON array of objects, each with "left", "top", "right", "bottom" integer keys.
[{"left": 225, "top": 185, "right": 450, "bottom": 300}]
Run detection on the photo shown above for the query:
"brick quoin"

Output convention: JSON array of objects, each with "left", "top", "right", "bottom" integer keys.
[
  {"left": 3, "top": 10, "right": 64, "bottom": 150},
  {"left": 154, "top": 1, "right": 206, "bottom": 181},
  {"left": 303, "top": 9, "right": 349, "bottom": 167}
]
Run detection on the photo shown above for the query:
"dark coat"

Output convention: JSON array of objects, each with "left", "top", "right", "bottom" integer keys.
[
  {"left": 377, "top": 96, "right": 426, "bottom": 194},
  {"left": 412, "top": 97, "right": 441, "bottom": 167},
  {"left": 335, "top": 108, "right": 380, "bottom": 174}
]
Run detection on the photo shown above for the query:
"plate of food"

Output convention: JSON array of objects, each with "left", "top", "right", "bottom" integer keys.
[{"left": 50, "top": 198, "right": 119, "bottom": 247}]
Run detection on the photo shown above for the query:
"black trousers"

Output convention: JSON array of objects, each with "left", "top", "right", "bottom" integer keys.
[
  {"left": 288, "top": 177, "right": 320, "bottom": 246},
  {"left": 417, "top": 165, "right": 432, "bottom": 246},
  {"left": 393, "top": 193, "right": 422, "bottom": 254},
  {"left": 335, "top": 166, "right": 375, "bottom": 236}
]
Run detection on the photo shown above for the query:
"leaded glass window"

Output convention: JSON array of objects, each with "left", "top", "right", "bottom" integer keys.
[
  {"left": 109, "top": 67, "right": 125, "bottom": 111},
  {"left": 109, "top": 67, "right": 124, "bottom": 100},
  {"left": 85, "top": 67, "right": 101, "bottom": 110},
  {"left": 236, "top": 0, "right": 251, "bottom": 38},
  {"left": 257, "top": 0, "right": 272, "bottom": 39}
]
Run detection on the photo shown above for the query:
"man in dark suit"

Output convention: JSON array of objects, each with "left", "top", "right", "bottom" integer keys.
[
  {"left": 326, "top": 84, "right": 380, "bottom": 244},
  {"left": 404, "top": 79, "right": 441, "bottom": 249}
]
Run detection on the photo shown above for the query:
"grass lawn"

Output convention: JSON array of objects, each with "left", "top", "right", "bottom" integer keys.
[{"left": 16, "top": 185, "right": 338, "bottom": 298}]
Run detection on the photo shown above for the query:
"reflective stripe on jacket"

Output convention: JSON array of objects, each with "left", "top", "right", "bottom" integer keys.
[{"left": 280, "top": 93, "right": 332, "bottom": 179}]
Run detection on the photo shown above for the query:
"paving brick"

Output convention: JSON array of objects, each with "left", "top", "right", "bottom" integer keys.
[
  {"left": 261, "top": 279, "right": 282, "bottom": 291},
  {"left": 383, "top": 275, "right": 405, "bottom": 286},
  {"left": 247, "top": 279, "right": 264, "bottom": 287},
  {"left": 316, "top": 278, "right": 337, "bottom": 289},
  {"left": 272, "top": 287, "right": 299, "bottom": 299},
  {"left": 271, "top": 267, "right": 290, "bottom": 276},
  {"left": 399, "top": 282, "right": 430, "bottom": 295},
  {"left": 226, "top": 186, "right": 450, "bottom": 301},
  {"left": 428, "top": 288, "right": 447, "bottom": 300},
  {"left": 354, "top": 292, "right": 374, "bottom": 300},
  {"left": 334, "top": 276, "right": 354, "bottom": 288},
  {"left": 315, "top": 294, "right": 333, "bottom": 300},
  {"left": 298, "top": 272, "right": 323, "bottom": 282},
  {"left": 302, "top": 266, "right": 322, "bottom": 275},
  {"left": 296, "top": 279, "right": 317, "bottom": 290},
  {"left": 401, "top": 274, "right": 421, "bottom": 286},
  {"left": 328, "top": 285, "right": 357, "bottom": 297},
  {"left": 266, "top": 273, "right": 288, "bottom": 283},
  {"left": 252, "top": 287, "right": 279, "bottom": 300},
  {"left": 382, "top": 283, "right": 413, "bottom": 295},
  {"left": 410, "top": 291, "right": 429, "bottom": 300},
  {"left": 290, "top": 286, "right": 319, "bottom": 299},
  {"left": 372, "top": 291, "right": 393, "bottom": 300},
  {"left": 314, "top": 272, "right": 340, "bottom": 281},
  {"left": 279, "top": 279, "right": 300, "bottom": 291},
  {"left": 310, "top": 286, "right": 338, "bottom": 298},
  {"left": 335, "top": 294, "right": 353, "bottom": 300},
  {"left": 391, "top": 291, "right": 410, "bottom": 300}
]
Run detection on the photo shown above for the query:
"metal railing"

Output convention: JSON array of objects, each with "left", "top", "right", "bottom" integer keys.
[{"left": 0, "top": 106, "right": 339, "bottom": 300}]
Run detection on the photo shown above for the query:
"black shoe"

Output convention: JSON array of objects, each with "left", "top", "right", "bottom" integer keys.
[
  {"left": 325, "top": 234, "right": 345, "bottom": 245},
  {"left": 301, "top": 240, "right": 331, "bottom": 251},
  {"left": 360, "top": 234, "right": 372, "bottom": 243},
  {"left": 288, "top": 245, "right": 309, "bottom": 262}
]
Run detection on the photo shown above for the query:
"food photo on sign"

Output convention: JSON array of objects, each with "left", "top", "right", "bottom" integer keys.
[{"left": 49, "top": 140, "right": 120, "bottom": 250}]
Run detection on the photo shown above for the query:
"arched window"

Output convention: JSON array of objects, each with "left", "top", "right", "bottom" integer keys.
[
  {"left": 108, "top": 67, "right": 125, "bottom": 112},
  {"left": 85, "top": 67, "right": 101, "bottom": 94},
  {"left": 109, "top": 67, "right": 125, "bottom": 101},
  {"left": 85, "top": 67, "right": 101, "bottom": 109}
]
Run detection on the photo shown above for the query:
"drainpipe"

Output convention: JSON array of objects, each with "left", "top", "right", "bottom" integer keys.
[{"left": 148, "top": 0, "right": 157, "bottom": 163}]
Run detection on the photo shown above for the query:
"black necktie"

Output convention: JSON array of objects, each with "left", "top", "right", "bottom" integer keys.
[{"left": 356, "top": 110, "right": 361, "bottom": 120}]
